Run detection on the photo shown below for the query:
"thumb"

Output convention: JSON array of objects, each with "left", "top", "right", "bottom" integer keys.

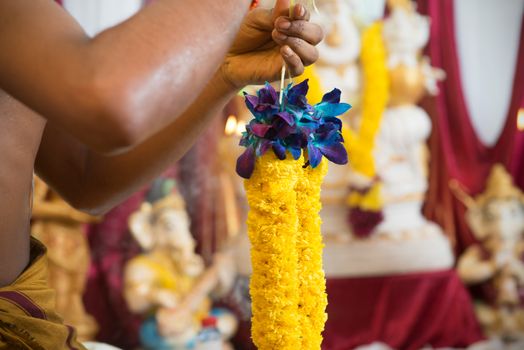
[{"left": 272, "top": 0, "right": 291, "bottom": 22}]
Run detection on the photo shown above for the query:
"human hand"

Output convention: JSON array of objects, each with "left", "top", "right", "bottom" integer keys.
[{"left": 220, "top": 0, "right": 323, "bottom": 89}]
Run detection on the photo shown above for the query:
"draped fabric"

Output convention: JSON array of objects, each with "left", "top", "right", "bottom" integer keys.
[
  {"left": 322, "top": 270, "right": 484, "bottom": 350},
  {"left": 417, "top": 0, "right": 524, "bottom": 253},
  {"left": 178, "top": 123, "right": 222, "bottom": 264},
  {"left": 83, "top": 191, "right": 145, "bottom": 349}
]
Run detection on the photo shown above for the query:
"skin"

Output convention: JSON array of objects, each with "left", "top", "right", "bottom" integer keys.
[{"left": 0, "top": 0, "right": 323, "bottom": 287}]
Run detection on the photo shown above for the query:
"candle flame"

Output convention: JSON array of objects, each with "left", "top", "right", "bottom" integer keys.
[
  {"left": 236, "top": 120, "right": 246, "bottom": 136},
  {"left": 518, "top": 108, "right": 524, "bottom": 131},
  {"left": 225, "top": 115, "right": 238, "bottom": 136}
]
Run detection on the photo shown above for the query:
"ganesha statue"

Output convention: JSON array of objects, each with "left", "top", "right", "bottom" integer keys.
[
  {"left": 455, "top": 164, "right": 524, "bottom": 341},
  {"left": 123, "top": 178, "right": 237, "bottom": 349}
]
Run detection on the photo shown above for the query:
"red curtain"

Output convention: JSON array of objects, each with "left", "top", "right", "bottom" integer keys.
[
  {"left": 323, "top": 270, "right": 483, "bottom": 350},
  {"left": 84, "top": 193, "right": 145, "bottom": 349},
  {"left": 417, "top": 0, "right": 524, "bottom": 253}
]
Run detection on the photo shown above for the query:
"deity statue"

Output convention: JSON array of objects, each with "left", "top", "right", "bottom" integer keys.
[
  {"left": 315, "top": 0, "right": 361, "bottom": 106},
  {"left": 123, "top": 178, "right": 237, "bottom": 349},
  {"left": 455, "top": 164, "right": 524, "bottom": 341},
  {"left": 373, "top": 0, "right": 445, "bottom": 237},
  {"left": 31, "top": 176, "right": 99, "bottom": 341},
  {"left": 321, "top": 0, "right": 452, "bottom": 278}
]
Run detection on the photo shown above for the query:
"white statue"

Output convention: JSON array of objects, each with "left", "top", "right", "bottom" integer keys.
[
  {"left": 323, "top": 2, "right": 451, "bottom": 278},
  {"left": 308, "top": 0, "right": 362, "bottom": 242},
  {"left": 373, "top": 4, "right": 445, "bottom": 237},
  {"left": 315, "top": 0, "right": 361, "bottom": 103}
]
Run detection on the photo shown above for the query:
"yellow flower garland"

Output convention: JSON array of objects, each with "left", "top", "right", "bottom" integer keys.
[
  {"left": 344, "top": 21, "right": 389, "bottom": 209},
  {"left": 246, "top": 152, "right": 302, "bottom": 349},
  {"left": 245, "top": 152, "right": 328, "bottom": 349},
  {"left": 295, "top": 159, "right": 328, "bottom": 349}
]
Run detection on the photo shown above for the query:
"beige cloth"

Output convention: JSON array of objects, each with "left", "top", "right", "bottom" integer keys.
[{"left": 0, "top": 238, "right": 87, "bottom": 350}]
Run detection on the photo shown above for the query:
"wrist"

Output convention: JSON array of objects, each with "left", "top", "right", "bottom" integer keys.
[{"left": 215, "top": 63, "right": 241, "bottom": 94}]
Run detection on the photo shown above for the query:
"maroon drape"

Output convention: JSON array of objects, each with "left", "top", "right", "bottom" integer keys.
[
  {"left": 418, "top": 0, "right": 524, "bottom": 253},
  {"left": 322, "top": 270, "right": 483, "bottom": 349},
  {"left": 84, "top": 191, "right": 145, "bottom": 349}
]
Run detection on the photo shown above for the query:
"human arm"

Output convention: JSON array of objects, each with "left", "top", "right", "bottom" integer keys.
[
  {"left": 0, "top": 0, "right": 251, "bottom": 153},
  {"left": 35, "top": 4, "right": 323, "bottom": 214}
]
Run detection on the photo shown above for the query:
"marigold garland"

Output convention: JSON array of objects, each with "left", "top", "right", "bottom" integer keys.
[
  {"left": 295, "top": 159, "right": 328, "bottom": 348},
  {"left": 246, "top": 152, "right": 302, "bottom": 349},
  {"left": 345, "top": 22, "right": 389, "bottom": 235},
  {"left": 238, "top": 80, "right": 349, "bottom": 349}
]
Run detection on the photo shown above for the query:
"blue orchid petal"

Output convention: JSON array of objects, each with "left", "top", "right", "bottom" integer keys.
[
  {"left": 276, "top": 124, "right": 296, "bottom": 139},
  {"left": 289, "top": 147, "right": 302, "bottom": 160},
  {"left": 322, "top": 117, "right": 343, "bottom": 130},
  {"left": 307, "top": 143, "right": 322, "bottom": 168},
  {"left": 276, "top": 111, "right": 295, "bottom": 126},
  {"left": 315, "top": 102, "right": 352, "bottom": 117},
  {"left": 244, "top": 94, "right": 259, "bottom": 115},
  {"left": 316, "top": 128, "right": 342, "bottom": 143},
  {"left": 317, "top": 143, "right": 348, "bottom": 165},
  {"left": 239, "top": 135, "right": 250, "bottom": 147},
  {"left": 236, "top": 147, "right": 256, "bottom": 179},
  {"left": 256, "top": 139, "right": 272, "bottom": 156},
  {"left": 272, "top": 142, "right": 287, "bottom": 160},
  {"left": 321, "top": 88, "right": 342, "bottom": 104},
  {"left": 287, "top": 79, "right": 309, "bottom": 105},
  {"left": 259, "top": 83, "right": 278, "bottom": 106}
]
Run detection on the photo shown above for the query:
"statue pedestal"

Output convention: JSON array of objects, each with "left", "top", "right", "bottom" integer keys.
[{"left": 323, "top": 223, "right": 454, "bottom": 278}]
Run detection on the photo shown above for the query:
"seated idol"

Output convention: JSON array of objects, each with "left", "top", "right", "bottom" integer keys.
[
  {"left": 455, "top": 165, "right": 524, "bottom": 341},
  {"left": 124, "top": 179, "right": 237, "bottom": 350}
]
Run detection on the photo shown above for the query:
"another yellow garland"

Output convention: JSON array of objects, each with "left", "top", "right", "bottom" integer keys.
[
  {"left": 344, "top": 22, "right": 389, "bottom": 209},
  {"left": 245, "top": 152, "right": 328, "bottom": 349}
]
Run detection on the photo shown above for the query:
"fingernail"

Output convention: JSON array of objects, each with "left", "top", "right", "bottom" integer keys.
[
  {"left": 275, "top": 32, "right": 288, "bottom": 41},
  {"left": 297, "top": 4, "right": 306, "bottom": 17},
  {"left": 283, "top": 46, "right": 293, "bottom": 57},
  {"left": 277, "top": 19, "right": 291, "bottom": 30}
]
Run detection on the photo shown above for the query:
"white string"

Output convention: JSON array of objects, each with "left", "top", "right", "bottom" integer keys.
[{"left": 277, "top": 0, "right": 318, "bottom": 109}]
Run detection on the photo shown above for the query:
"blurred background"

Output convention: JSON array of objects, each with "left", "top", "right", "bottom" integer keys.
[{"left": 37, "top": 0, "right": 524, "bottom": 349}]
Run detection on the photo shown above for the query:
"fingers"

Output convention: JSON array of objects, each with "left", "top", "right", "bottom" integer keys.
[
  {"left": 272, "top": 31, "right": 319, "bottom": 66},
  {"left": 274, "top": 17, "right": 324, "bottom": 45},
  {"left": 281, "top": 45, "right": 304, "bottom": 77},
  {"left": 291, "top": 3, "right": 310, "bottom": 21},
  {"left": 272, "top": 0, "right": 291, "bottom": 22}
]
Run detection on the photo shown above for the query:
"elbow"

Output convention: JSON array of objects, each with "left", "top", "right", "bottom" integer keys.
[
  {"left": 78, "top": 75, "right": 147, "bottom": 154},
  {"left": 65, "top": 192, "right": 115, "bottom": 217}
]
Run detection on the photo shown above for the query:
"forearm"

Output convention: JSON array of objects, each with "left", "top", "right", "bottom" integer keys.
[
  {"left": 37, "top": 72, "right": 237, "bottom": 214},
  {"left": 0, "top": 0, "right": 249, "bottom": 152}
]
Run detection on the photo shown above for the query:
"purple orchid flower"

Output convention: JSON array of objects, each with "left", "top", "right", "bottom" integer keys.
[{"left": 236, "top": 80, "right": 352, "bottom": 179}]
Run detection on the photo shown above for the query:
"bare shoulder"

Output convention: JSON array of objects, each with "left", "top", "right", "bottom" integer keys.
[{"left": 0, "top": 89, "right": 46, "bottom": 286}]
